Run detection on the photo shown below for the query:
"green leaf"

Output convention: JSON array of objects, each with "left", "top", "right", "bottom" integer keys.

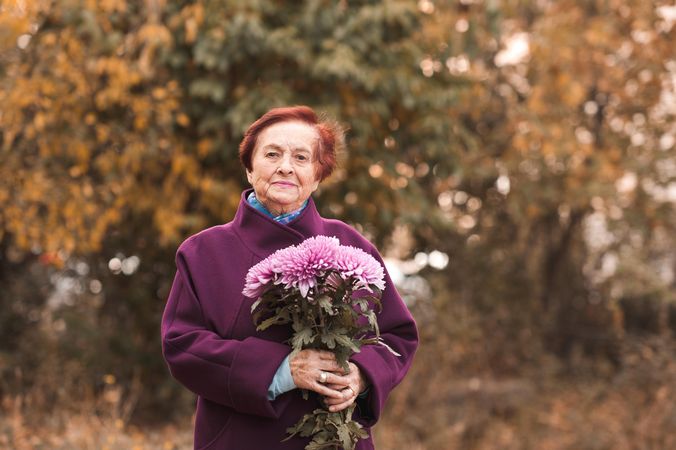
[
  {"left": 365, "top": 310, "right": 380, "bottom": 337},
  {"left": 250, "top": 298, "right": 262, "bottom": 313},
  {"left": 335, "top": 334, "right": 361, "bottom": 353},
  {"left": 337, "top": 424, "right": 354, "bottom": 450},
  {"left": 256, "top": 312, "right": 288, "bottom": 331},
  {"left": 317, "top": 294, "right": 335, "bottom": 315},
  {"left": 334, "top": 347, "right": 353, "bottom": 372},
  {"left": 291, "top": 327, "right": 314, "bottom": 350},
  {"left": 348, "top": 420, "right": 369, "bottom": 439},
  {"left": 320, "top": 332, "right": 337, "bottom": 349},
  {"left": 284, "top": 412, "right": 315, "bottom": 441}
]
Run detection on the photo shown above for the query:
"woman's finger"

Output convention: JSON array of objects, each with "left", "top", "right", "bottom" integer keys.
[
  {"left": 325, "top": 368, "right": 360, "bottom": 388},
  {"left": 319, "top": 372, "right": 350, "bottom": 388},
  {"left": 323, "top": 384, "right": 358, "bottom": 406},
  {"left": 345, "top": 362, "right": 367, "bottom": 393},
  {"left": 290, "top": 364, "right": 346, "bottom": 398},
  {"left": 317, "top": 359, "right": 345, "bottom": 373},
  {"left": 313, "top": 382, "right": 344, "bottom": 399},
  {"left": 326, "top": 394, "right": 356, "bottom": 412},
  {"left": 318, "top": 350, "right": 338, "bottom": 360},
  {"left": 297, "top": 350, "right": 344, "bottom": 373}
]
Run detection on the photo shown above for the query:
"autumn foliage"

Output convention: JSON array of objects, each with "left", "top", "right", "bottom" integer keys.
[{"left": 1, "top": 0, "right": 675, "bottom": 449}]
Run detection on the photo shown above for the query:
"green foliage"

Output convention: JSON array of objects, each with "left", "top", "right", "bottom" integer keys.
[
  {"left": 285, "top": 405, "right": 368, "bottom": 450},
  {"left": 0, "top": 0, "right": 453, "bottom": 420},
  {"left": 252, "top": 271, "right": 379, "bottom": 370}
]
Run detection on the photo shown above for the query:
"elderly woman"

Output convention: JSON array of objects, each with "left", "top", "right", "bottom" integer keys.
[{"left": 161, "top": 106, "right": 418, "bottom": 450}]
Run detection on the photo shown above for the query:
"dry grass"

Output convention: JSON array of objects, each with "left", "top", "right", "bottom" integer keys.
[
  {"left": 374, "top": 335, "right": 676, "bottom": 450},
  {"left": 0, "top": 372, "right": 193, "bottom": 450},
  {"left": 0, "top": 400, "right": 192, "bottom": 450},
  {"left": 2, "top": 336, "right": 674, "bottom": 450},
  {"left": 0, "top": 390, "right": 192, "bottom": 450}
]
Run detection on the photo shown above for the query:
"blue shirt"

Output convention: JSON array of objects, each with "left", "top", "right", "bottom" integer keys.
[{"left": 267, "top": 354, "right": 296, "bottom": 400}]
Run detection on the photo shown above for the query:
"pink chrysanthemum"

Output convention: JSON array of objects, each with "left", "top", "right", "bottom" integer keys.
[
  {"left": 333, "top": 245, "right": 386, "bottom": 292},
  {"left": 242, "top": 253, "right": 278, "bottom": 299},
  {"left": 242, "top": 235, "right": 385, "bottom": 299},
  {"left": 274, "top": 248, "right": 316, "bottom": 297},
  {"left": 298, "top": 236, "right": 340, "bottom": 272},
  {"left": 272, "top": 236, "right": 338, "bottom": 296}
]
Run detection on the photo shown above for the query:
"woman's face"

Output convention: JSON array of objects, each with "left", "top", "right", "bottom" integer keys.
[{"left": 247, "top": 120, "right": 321, "bottom": 216}]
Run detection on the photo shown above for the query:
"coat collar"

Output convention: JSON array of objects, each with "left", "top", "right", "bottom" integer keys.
[{"left": 232, "top": 189, "right": 325, "bottom": 257}]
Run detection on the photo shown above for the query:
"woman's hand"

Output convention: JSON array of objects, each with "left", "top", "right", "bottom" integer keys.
[
  {"left": 322, "top": 362, "right": 367, "bottom": 413},
  {"left": 289, "top": 349, "right": 347, "bottom": 401}
]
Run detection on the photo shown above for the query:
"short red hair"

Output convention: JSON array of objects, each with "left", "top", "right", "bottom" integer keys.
[{"left": 238, "top": 106, "right": 344, "bottom": 181}]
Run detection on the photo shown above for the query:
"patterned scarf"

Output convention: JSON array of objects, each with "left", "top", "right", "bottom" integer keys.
[{"left": 247, "top": 191, "right": 308, "bottom": 225}]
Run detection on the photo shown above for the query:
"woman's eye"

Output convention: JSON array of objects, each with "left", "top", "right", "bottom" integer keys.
[
  {"left": 296, "top": 155, "right": 308, "bottom": 161},
  {"left": 265, "top": 152, "right": 278, "bottom": 158}
]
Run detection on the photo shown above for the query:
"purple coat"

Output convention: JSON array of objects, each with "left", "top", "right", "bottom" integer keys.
[{"left": 161, "top": 189, "right": 419, "bottom": 450}]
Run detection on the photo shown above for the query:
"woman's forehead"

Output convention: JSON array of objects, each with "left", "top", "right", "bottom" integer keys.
[{"left": 257, "top": 121, "right": 319, "bottom": 150}]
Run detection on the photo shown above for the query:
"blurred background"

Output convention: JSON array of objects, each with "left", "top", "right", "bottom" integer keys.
[{"left": 1, "top": 0, "right": 675, "bottom": 449}]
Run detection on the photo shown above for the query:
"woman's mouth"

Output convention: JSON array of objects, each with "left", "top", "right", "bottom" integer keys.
[{"left": 273, "top": 181, "right": 296, "bottom": 188}]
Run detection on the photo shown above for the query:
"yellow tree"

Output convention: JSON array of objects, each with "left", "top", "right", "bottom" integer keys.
[
  {"left": 0, "top": 0, "right": 227, "bottom": 257},
  {"left": 0, "top": 0, "right": 459, "bottom": 418}
]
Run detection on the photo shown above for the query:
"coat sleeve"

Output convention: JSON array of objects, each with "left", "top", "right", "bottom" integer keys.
[
  {"left": 349, "top": 246, "right": 419, "bottom": 427},
  {"left": 161, "top": 245, "right": 292, "bottom": 419}
]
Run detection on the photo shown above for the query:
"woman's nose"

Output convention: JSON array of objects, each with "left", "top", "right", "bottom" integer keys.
[{"left": 277, "top": 154, "right": 294, "bottom": 173}]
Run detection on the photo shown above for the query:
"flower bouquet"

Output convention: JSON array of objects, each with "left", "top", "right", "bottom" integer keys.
[{"left": 242, "top": 235, "right": 398, "bottom": 450}]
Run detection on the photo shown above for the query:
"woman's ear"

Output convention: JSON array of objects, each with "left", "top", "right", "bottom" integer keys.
[{"left": 246, "top": 169, "right": 253, "bottom": 184}]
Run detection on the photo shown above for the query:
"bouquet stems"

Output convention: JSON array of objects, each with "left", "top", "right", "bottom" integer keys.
[{"left": 284, "top": 402, "right": 368, "bottom": 450}]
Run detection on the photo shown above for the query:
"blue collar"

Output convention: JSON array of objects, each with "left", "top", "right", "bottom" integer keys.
[{"left": 246, "top": 191, "right": 309, "bottom": 225}]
